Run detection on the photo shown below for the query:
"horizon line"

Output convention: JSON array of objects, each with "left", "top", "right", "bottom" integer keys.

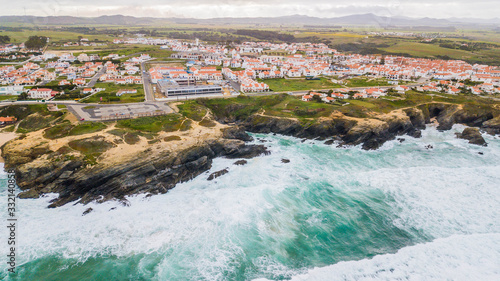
[{"left": 0, "top": 13, "right": 499, "bottom": 21}]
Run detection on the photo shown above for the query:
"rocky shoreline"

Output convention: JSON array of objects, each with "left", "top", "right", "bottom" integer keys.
[
  {"left": 230, "top": 103, "right": 498, "bottom": 150},
  {"left": 3, "top": 102, "right": 499, "bottom": 208}
]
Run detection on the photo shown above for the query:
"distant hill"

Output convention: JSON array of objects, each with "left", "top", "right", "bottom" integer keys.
[{"left": 0, "top": 14, "right": 498, "bottom": 28}]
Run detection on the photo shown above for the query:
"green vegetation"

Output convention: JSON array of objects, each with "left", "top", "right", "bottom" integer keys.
[
  {"left": 24, "top": 36, "right": 48, "bottom": 50},
  {"left": 107, "top": 129, "right": 128, "bottom": 137},
  {"left": 69, "top": 122, "right": 107, "bottom": 136},
  {"left": 123, "top": 132, "right": 141, "bottom": 144},
  {"left": 43, "top": 122, "right": 107, "bottom": 139},
  {"left": 116, "top": 114, "right": 186, "bottom": 133},
  {"left": 0, "top": 95, "right": 17, "bottom": 101},
  {"left": 190, "top": 90, "right": 499, "bottom": 121},
  {"left": 0, "top": 35, "right": 10, "bottom": 44},
  {"left": 199, "top": 118, "right": 216, "bottom": 127},
  {"left": 164, "top": 135, "right": 181, "bottom": 142},
  {"left": 17, "top": 114, "right": 56, "bottom": 133},
  {"left": 1, "top": 125, "right": 15, "bottom": 132},
  {"left": 178, "top": 119, "right": 192, "bottom": 132},
  {"left": 235, "top": 30, "right": 295, "bottom": 43},
  {"left": 0, "top": 104, "right": 52, "bottom": 120},
  {"left": 344, "top": 77, "right": 391, "bottom": 87},
  {"left": 68, "top": 137, "right": 115, "bottom": 165},
  {"left": 82, "top": 83, "right": 144, "bottom": 104},
  {"left": 44, "top": 122, "right": 74, "bottom": 139},
  {"left": 258, "top": 78, "right": 341, "bottom": 92},
  {"left": 0, "top": 104, "right": 66, "bottom": 134},
  {"left": 177, "top": 100, "right": 208, "bottom": 121}
]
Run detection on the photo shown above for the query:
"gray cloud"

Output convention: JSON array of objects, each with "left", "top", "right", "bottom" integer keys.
[{"left": 2, "top": 0, "right": 499, "bottom": 19}]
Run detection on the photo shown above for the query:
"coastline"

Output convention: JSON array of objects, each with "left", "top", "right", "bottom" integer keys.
[
  {"left": 0, "top": 131, "right": 18, "bottom": 163},
  {"left": 2, "top": 100, "right": 499, "bottom": 208}
]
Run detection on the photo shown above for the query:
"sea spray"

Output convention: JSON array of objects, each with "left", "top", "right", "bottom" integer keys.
[{"left": 1, "top": 124, "right": 499, "bottom": 280}]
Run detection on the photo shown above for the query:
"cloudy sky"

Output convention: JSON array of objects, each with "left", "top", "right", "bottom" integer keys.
[{"left": 2, "top": 0, "right": 499, "bottom": 19}]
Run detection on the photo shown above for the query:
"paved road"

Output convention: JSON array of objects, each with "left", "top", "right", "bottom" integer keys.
[
  {"left": 140, "top": 61, "right": 155, "bottom": 102},
  {"left": 86, "top": 66, "right": 107, "bottom": 88}
]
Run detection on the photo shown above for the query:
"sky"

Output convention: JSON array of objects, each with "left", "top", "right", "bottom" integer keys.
[{"left": 1, "top": 0, "right": 499, "bottom": 19}]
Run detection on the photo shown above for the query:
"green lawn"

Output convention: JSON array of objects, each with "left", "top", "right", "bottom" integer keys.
[
  {"left": 82, "top": 83, "right": 144, "bottom": 104},
  {"left": 258, "top": 78, "right": 341, "bottom": 92},
  {"left": 344, "top": 77, "right": 391, "bottom": 87},
  {"left": 116, "top": 114, "right": 187, "bottom": 133},
  {"left": 0, "top": 95, "right": 18, "bottom": 101}
]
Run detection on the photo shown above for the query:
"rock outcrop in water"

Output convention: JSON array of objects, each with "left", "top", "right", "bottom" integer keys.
[{"left": 456, "top": 127, "right": 487, "bottom": 146}]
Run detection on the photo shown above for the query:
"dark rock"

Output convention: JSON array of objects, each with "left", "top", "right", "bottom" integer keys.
[
  {"left": 233, "top": 160, "right": 248, "bottom": 166},
  {"left": 109, "top": 207, "right": 117, "bottom": 211},
  {"left": 407, "top": 129, "right": 422, "bottom": 138},
  {"left": 18, "top": 189, "right": 40, "bottom": 199},
  {"left": 14, "top": 138, "right": 269, "bottom": 208},
  {"left": 425, "top": 145, "right": 433, "bottom": 149},
  {"left": 456, "top": 127, "right": 487, "bottom": 146},
  {"left": 59, "top": 170, "right": 73, "bottom": 179},
  {"left": 207, "top": 168, "right": 229, "bottom": 181},
  {"left": 324, "top": 140, "right": 334, "bottom": 145},
  {"left": 478, "top": 152, "right": 484, "bottom": 155},
  {"left": 281, "top": 158, "right": 290, "bottom": 163},
  {"left": 221, "top": 126, "right": 253, "bottom": 141},
  {"left": 82, "top": 208, "right": 93, "bottom": 216},
  {"left": 397, "top": 138, "right": 405, "bottom": 143}
]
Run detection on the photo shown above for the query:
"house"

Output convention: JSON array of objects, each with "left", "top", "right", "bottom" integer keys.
[
  {"left": 82, "top": 88, "right": 93, "bottom": 94},
  {"left": 302, "top": 95, "right": 313, "bottom": 101},
  {"left": 116, "top": 89, "right": 137, "bottom": 96},
  {"left": 395, "top": 85, "right": 409, "bottom": 93},
  {"left": 447, "top": 87, "right": 460, "bottom": 94},
  {"left": 73, "top": 78, "right": 86, "bottom": 86},
  {"left": 59, "top": 80, "right": 71, "bottom": 86},
  {"left": 322, "top": 96, "right": 336, "bottom": 103},
  {"left": 0, "top": 116, "right": 17, "bottom": 125},
  {"left": 353, "top": 93, "right": 368, "bottom": 99},
  {"left": 28, "top": 88, "right": 59, "bottom": 99},
  {"left": 0, "top": 86, "right": 24, "bottom": 95}
]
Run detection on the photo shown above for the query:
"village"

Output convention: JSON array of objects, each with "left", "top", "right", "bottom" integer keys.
[{"left": 0, "top": 36, "right": 499, "bottom": 107}]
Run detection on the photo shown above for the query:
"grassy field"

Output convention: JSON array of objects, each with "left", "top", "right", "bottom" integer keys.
[
  {"left": 258, "top": 78, "right": 341, "bottom": 92},
  {"left": 192, "top": 90, "right": 499, "bottom": 121},
  {"left": 82, "top": 45, "right": 174, "bottom": 60},
  {"left": 116, "top": 114, "right": 189, "bottom": 133},
  {"left": 1, "top": 30, "right": 112, "bottom": 44},
  {"left": 0, "top": 95, "right": 18, "bottom": 101},
  {"left": 344, "top": 77, "right": 392, "bottom": 87},
  {"left": 82, "top": 82, "right": 144, "bottom": 104},
  {"left": 381, "top": 41, "right": 472, "bottom": 58}
]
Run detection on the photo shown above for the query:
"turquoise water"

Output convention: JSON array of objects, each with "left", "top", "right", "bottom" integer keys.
[{"left": 1, "top": 124, "right": 499, "bottom": 280}]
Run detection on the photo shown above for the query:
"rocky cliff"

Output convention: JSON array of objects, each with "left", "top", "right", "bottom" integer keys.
[
  {"left": 6, "top": 138, "right": 267, "bottom": 208},
  {"left": 3, "top": 102, "right": 498, "bottom": 208}
]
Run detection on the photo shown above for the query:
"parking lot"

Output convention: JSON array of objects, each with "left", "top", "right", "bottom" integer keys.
[{"left": 67, "top": 102, "right": 173, "bottom": 121}]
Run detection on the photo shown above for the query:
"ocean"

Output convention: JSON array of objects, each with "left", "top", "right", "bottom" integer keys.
[{"left": 1, "top": 124, "right": 499, "bottom": 280}]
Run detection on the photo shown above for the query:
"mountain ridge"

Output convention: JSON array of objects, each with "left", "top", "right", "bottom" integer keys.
[{"left": 0, "top": 14, "right": 498, "bottom": 27}]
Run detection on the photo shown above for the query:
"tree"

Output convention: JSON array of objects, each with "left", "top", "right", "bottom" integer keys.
[
  {"left": 380, "top": 55, "right": 385, "bottom": 65},
  {"left": 0, "top": 35, "right": 10, "bottom": 44},
  {"left": 312, "top": 95, "right": 322, "bottom": 103},
  {"left": 24, "top": 36, "right": 48, "bottom": 50}
]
